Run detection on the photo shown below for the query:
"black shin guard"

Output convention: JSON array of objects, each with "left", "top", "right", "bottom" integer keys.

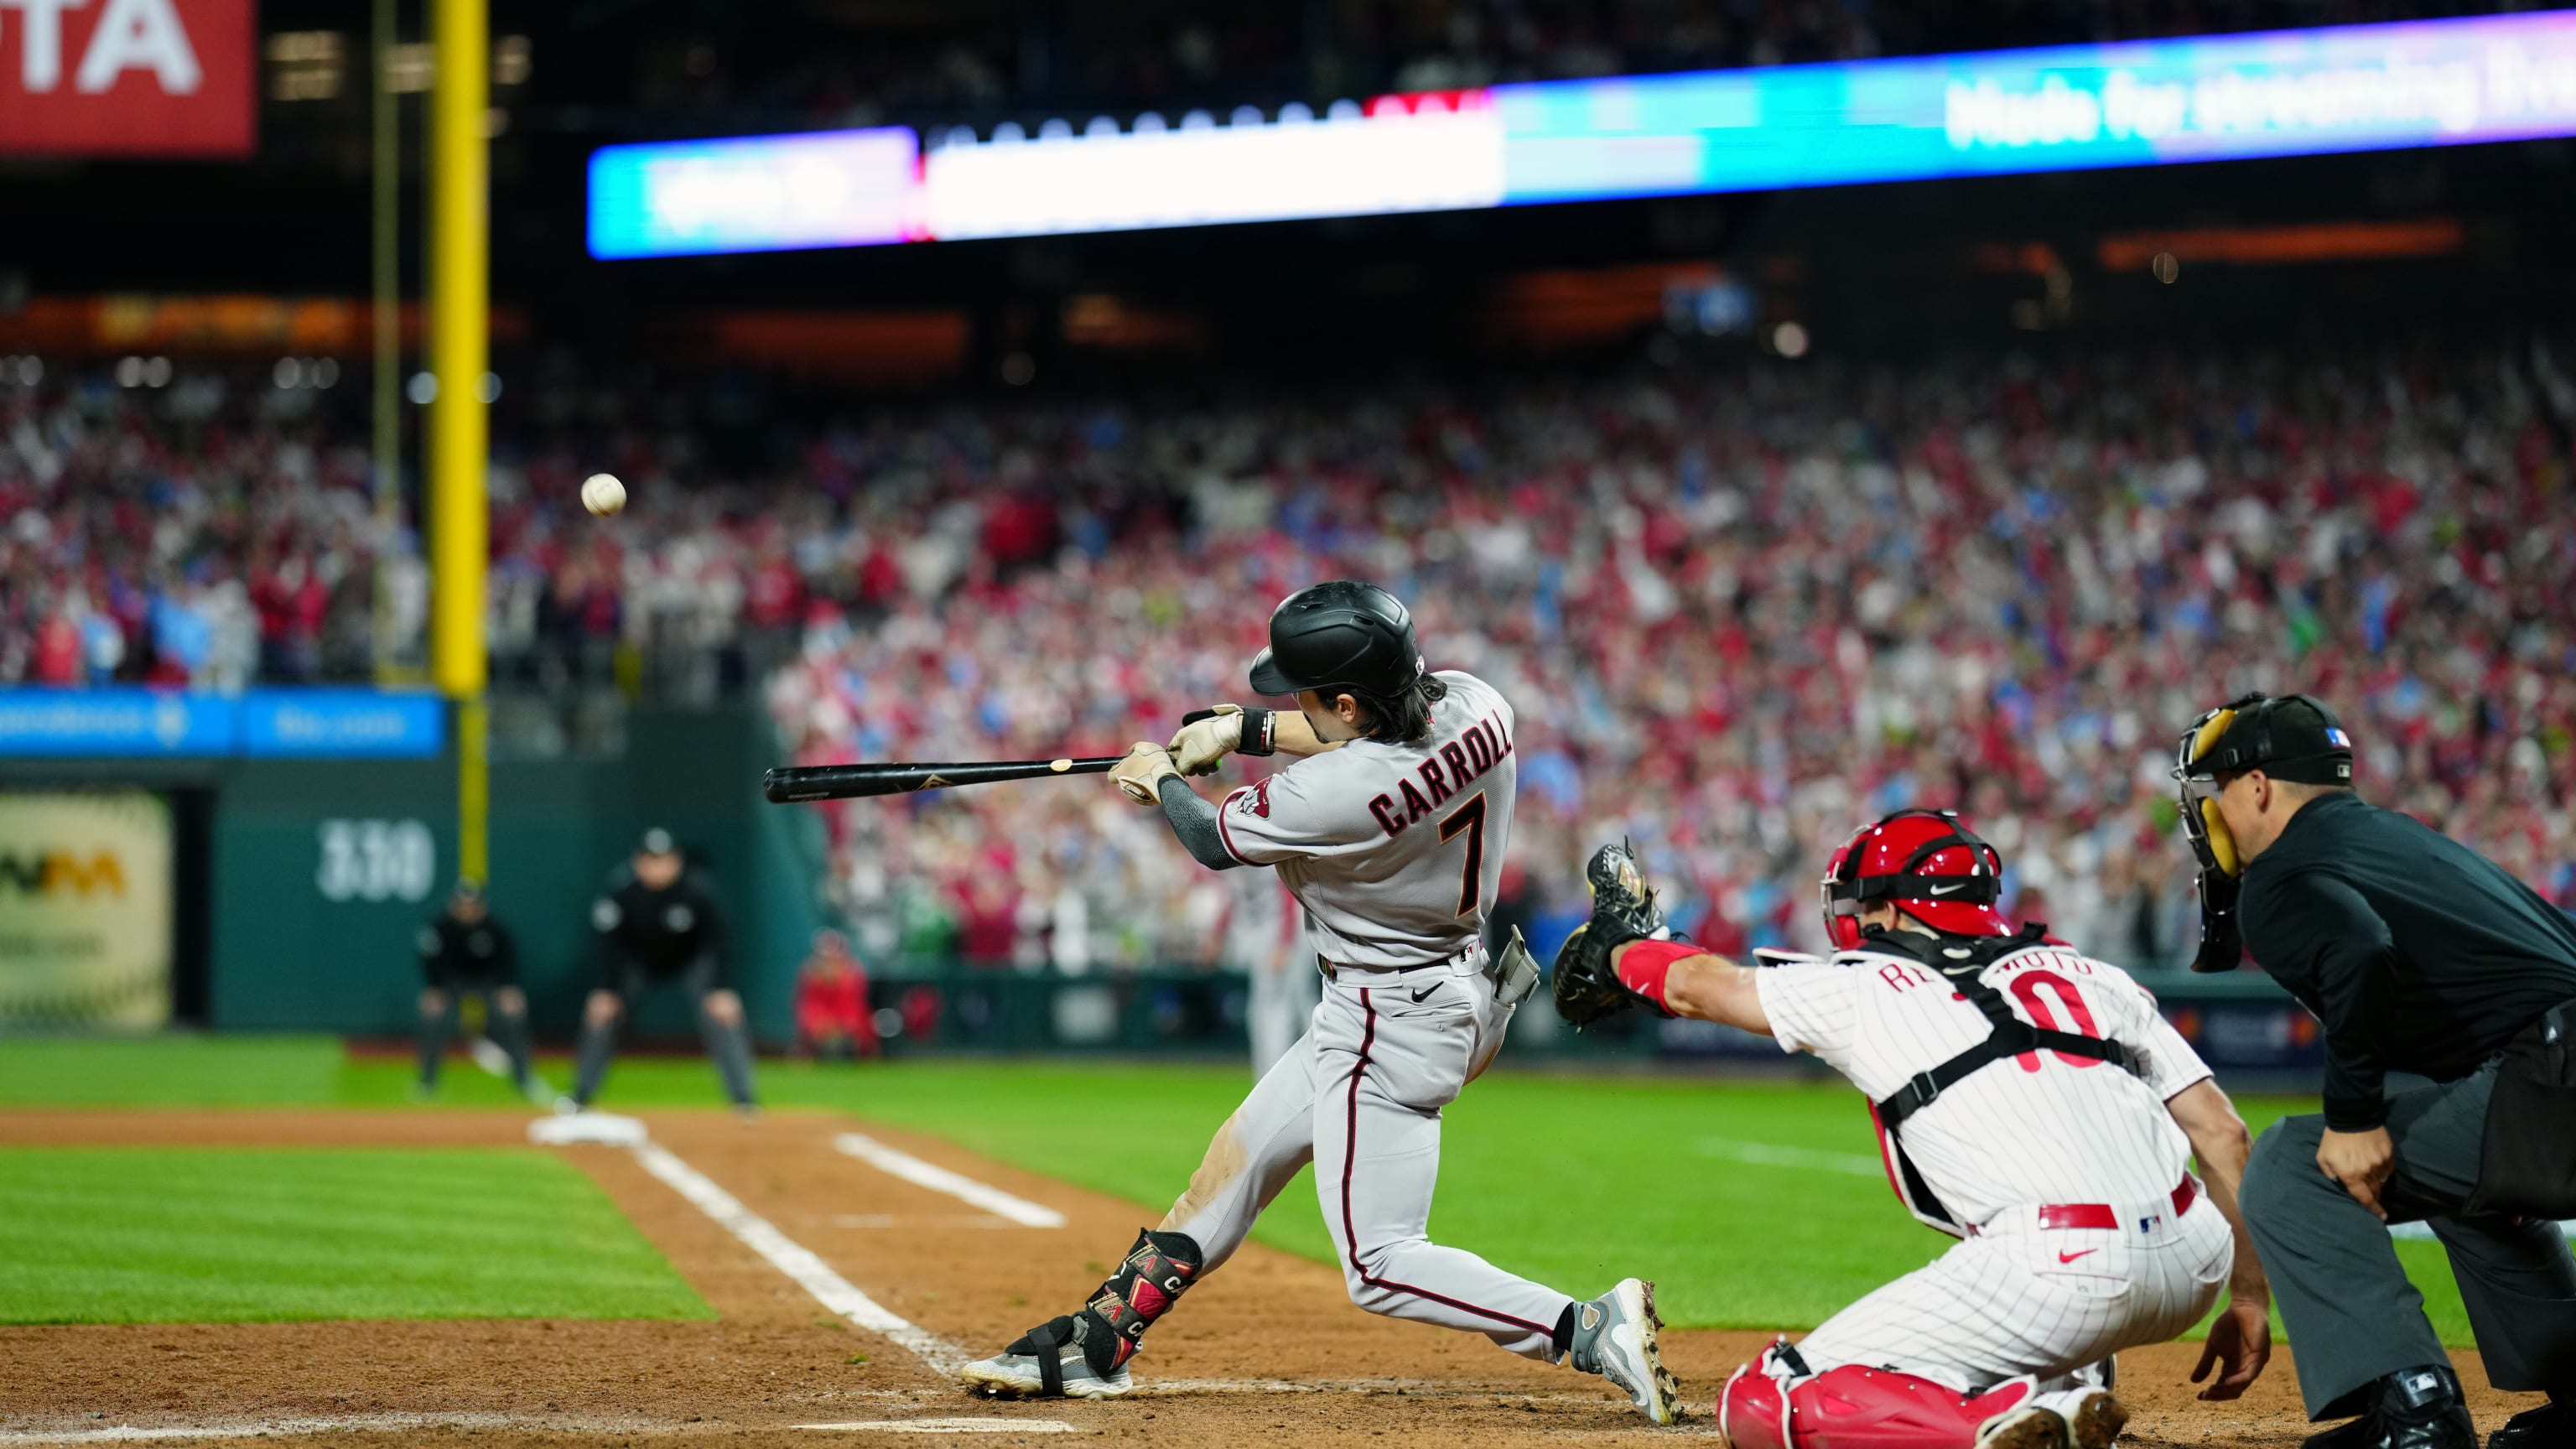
[{"left": 1007, "top": 1229, "right": 1204, "bottom": 1390}]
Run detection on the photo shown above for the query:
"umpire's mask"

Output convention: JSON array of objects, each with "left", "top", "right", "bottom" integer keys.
[{"left": 2170, "top": 692, "right": 2355, "bottom": 970}]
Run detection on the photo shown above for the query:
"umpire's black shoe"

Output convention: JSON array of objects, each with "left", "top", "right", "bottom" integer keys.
[
  {"left": 2359, "top": 1365, "right": 2476, "bottom": 1449},
  {"left": 2486, "top": 1400, "right": 2571, "bottom": 1449}
]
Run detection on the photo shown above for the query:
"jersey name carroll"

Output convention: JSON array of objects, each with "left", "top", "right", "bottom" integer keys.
[{"left": 1217, "top": 671, "right": 1518, "bottom": 971}]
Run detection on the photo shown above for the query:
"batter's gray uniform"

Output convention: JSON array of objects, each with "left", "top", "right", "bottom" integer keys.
[{"left": 1158, "top": 671, "right": 1577, "bottom": 1359}]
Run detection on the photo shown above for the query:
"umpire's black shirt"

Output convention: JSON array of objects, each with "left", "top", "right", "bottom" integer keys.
[
  {"left": 2241, "top": 791, "right": 2576, "bottom": 1131},
  {"left": 593, "top": 870, "right": 730, "bottom": 979}
]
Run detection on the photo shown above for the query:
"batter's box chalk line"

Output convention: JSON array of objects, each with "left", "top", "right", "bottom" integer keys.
[
  {"left": 792, "top": 1420, "right": 1083, "bottom": 1434},
  {"left": 566, "top": 1122, "right": 1545, "bottom": 1402},
  {"left": 0, "top": 1412, "right": 658, "bottom": 1444}
]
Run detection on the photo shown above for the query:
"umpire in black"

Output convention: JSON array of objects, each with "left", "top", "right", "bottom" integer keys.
[
  {"left": 567, "top": 828, "right": 759, "bottom": 1114},
  {"left": 2174, "top": 693, "right": 2576, "bottom": 1449},
  {"left": 415, "top": 878, "right": 533, "bottom": 1095}
]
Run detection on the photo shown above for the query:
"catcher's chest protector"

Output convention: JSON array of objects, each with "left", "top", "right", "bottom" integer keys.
[{"left": 1849, "top": 928, "right": 2140, "bottom": 1237}]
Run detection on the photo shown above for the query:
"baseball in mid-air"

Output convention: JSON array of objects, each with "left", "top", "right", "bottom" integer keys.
[{"left": 580, "top": 473, "right": 626, "bottom": 517}]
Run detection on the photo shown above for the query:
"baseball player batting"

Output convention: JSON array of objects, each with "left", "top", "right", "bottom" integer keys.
[
  {"left": 958, "top": 580, "right": 1680, "bottom": 1423},
  {"left": 1554, "top": 811, "right": 2276, "bottom": 1449}
]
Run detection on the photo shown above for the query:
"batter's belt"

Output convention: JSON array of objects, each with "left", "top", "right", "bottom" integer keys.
[{"left": 1318, "top": 928, "right": 1541, "bottom": 1010}]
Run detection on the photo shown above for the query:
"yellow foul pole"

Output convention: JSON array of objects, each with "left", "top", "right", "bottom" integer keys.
[{"left": 431, "top": 0, "right": 490, "bottom": 883}]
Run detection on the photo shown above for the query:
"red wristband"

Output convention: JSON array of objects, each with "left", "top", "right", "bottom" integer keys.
[{"left": 1614, "top": 937, "right": 1699, "bottom": 1013}]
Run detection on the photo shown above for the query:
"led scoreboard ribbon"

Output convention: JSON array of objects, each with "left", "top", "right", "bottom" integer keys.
[{"left": 590, "top": 9, "right": 2576, "bottom": 258}]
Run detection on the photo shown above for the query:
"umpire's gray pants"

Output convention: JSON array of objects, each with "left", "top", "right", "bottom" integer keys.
[{"left": 2241, "top": 1061, "right": 2576, "bottom": 1420}]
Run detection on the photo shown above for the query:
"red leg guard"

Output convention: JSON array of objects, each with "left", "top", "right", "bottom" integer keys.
[
  {"left": 1719, "top": 1355, "right": 1794, "bottom": 1449},
  {"left": 1716, "top": 1352, "right": 2037, "bottom": 1449}
]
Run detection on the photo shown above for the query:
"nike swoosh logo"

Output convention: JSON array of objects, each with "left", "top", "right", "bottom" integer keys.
[
  {"left": 1410, "top": 984, "right": 1439, "bottom": 1003},
  {"left": 2058, "top": 1249, "right": 2098, "bottom": 1264},
  {"left": 1928, "top": 883, "right": 1964, "bottom": 896}
]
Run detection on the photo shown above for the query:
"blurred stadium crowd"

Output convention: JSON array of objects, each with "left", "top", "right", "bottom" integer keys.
[{"left": 8, "top": 336, "right": 2576, "bottom": 974}]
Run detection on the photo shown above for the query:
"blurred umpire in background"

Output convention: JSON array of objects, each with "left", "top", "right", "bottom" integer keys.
[
  {"left": 415, "top": 878, "right": 532, "bottom": 1096},
  {"left": 2175, "top": 693, "right": 2576, "bottom": 1449},
  {"left": 567, "top": 828, "right": 759, "bottom": 1115}
]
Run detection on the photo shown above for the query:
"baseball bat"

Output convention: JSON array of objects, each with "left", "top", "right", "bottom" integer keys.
[{"left": 761, "top": 756, "right": 1127, "bottom": 804}]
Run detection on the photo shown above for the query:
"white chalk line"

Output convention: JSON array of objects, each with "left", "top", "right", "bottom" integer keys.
[
  {"left": 0, "top": 1412, "right": 1085, "bottom": 1444},
  {"left": 828, "top": 1213, "right": 1024, "bottom": 1230},
  {"left": 628, "top": 1140, "right": 976, "bottom": 1377},
  {"left": 834, "top": 1134, "right": 1067, "bottom": 1228},
  {"left": 0, "top": 1412, "right": 646, "bottom": 1444},
  {"left": 1692, "top": 1137, "right": 1884, "bottom": 1176},
  {"left": 625, "top": 1140, "right": 1583, "bottom": 1403},
  {"left": 792, "top": 1420, "right": 1081, "bottom": 1435}
]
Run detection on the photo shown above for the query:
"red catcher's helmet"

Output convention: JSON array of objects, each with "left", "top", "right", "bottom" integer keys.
[{"left": 1819, "top": 808, "right": 2011, "bottom": 951}]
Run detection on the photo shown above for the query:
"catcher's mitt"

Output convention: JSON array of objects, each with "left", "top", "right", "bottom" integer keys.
[{"left": 1553, "top": 842, "right": 1673, "bottom": 1027}]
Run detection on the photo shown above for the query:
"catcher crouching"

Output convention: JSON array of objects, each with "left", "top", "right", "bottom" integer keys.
[{"left": 1555, "top": 813, "right": 2275, "bottom": 1449}]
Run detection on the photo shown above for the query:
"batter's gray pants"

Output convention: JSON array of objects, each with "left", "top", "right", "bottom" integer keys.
[
  {"left": 2241, "top": 1061, "right": 2576, "bottom": 1420},
  {"left": 1161, "top": 954, "right": 1578, "bottom": 1361}
]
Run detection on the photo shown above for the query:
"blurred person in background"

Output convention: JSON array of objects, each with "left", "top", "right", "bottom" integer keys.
[
  {"left": 1223, "top": 868, "right": 1311, "bottom": 1078},
  {"left": 414, "top": 878, "right": 532, "bottom": 1097},
  {"left": 566, "top": 828, "right": 760, "bottom": 1115},
  {"left": 796, "top": 928, "right": 878, "bottom": 1061}
]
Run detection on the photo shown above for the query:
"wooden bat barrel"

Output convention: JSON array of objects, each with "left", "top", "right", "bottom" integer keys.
[{"left": 761, "top": 756, "right": 1125, "bottom": 803}]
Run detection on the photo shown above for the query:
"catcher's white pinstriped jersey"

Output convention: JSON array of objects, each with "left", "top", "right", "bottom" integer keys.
[
  {"left": 1751, "top": 938, "right": 2234, "bottom": 1398},
  {"left": 1215, "top": 670, "right": 1515, "bottom": 969},
  {"left": 1758, "top": 941, "right": 2214, "bottom": 1230}
]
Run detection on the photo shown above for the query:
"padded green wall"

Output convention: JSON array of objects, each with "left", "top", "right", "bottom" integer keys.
[{"left": 3, "top": 705, "right": 821, "bottom": 1043}]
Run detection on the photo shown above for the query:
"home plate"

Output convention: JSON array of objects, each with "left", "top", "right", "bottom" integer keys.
[
  {"left": 792, "top": 1419, "right": 1082, "bottom": 1434},
  {"left": 527, "top": 1112, "right": 647, "bottom": 1146}
]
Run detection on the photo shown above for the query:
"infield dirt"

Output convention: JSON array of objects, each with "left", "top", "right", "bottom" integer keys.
[{"left": 0, "top": 1109, "right": 2542, "bottom": 1446}]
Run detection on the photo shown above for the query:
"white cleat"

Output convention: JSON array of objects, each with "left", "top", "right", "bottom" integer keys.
[
  {"left": 957, "top": 1317, "right": 1135, "bottom": 1400},
  {"left": 1569, "top": 1277, "right": 1680, "bottom": 1426},
  {"left": 1976, "top": 1389, "right": 2128, "bottom": 1449}
]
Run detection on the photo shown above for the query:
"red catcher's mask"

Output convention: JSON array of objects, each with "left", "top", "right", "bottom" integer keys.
[{"left": 1819, "top": 808, "right": 2012, "bottom": 950}]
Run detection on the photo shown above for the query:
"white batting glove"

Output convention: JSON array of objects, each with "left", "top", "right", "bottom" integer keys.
[
  {"left": 1166, "top": 704, "right": 1244, "bottom": 776},
  {"left": 1111, "top": 741, "right": 1184, "bottom": 804}
]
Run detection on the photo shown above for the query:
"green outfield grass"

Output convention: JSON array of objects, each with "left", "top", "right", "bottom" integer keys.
[
  {"left": 0, "top": 1035, "right": 2483, "bottom": 1343},
  {"left": 0, "top": 1145, "right": 714, "bottom": 1325}
]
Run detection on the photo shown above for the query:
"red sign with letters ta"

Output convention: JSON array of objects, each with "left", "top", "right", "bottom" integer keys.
[{"left": 0, "top": 0, "right": 255, "bottom": 158}]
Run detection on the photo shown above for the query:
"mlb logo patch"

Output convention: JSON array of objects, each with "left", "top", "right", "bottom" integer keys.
[
  {"left": 2326, "top": 727, "right": 2350, "bottom": 747},
  {"left": 2137, "top": 1213, "right": 2163, "bottom": 1233}
]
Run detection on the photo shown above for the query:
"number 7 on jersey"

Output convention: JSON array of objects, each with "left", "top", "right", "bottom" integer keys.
[{"left": 1439, "top": 794, "right": 1486, "bottom": 917}]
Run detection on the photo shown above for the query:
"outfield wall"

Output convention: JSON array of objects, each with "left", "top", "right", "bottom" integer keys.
[{"left": 0, "top": 705, "right": 824, "bottom": 1045}]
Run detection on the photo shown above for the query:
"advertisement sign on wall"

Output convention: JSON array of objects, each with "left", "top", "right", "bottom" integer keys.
[
  {"left": 0, "top": 791, "right": 174, "bottom": 1029},
  {"left": 0, "top": 688, "right": 444, "bottom": 758},
  {"left": 0, "top": 0, "right": 255, "bottom": 158}
]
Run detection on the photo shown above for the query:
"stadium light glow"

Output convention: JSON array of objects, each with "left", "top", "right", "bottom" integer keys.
[{"left": 588, "top": 10, "right": 2576, "bottom": 259}]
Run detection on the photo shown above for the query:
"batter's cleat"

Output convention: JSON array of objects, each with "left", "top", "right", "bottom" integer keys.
[
  {"left": 958, "top": 1314, "right": 1133, "bottom": 1401},
  {"left": 1568, "top": 1278, "right": 1680, "bottom": 1426},
  {"left": 1976, "top": 1389, "right": 2128, "bottom": 1449}
]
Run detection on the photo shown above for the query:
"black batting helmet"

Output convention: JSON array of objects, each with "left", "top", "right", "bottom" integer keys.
[{"left": 1247, "top": 580, "right": 1425, "bottom": 699}]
